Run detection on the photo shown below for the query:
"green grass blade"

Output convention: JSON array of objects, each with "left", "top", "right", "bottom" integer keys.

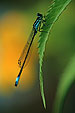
[
  {"left": 52, "top": 55, "right": 75, "bottom": 113},
  {"left": 38, "top": 0, "right": 71, "bottom": 109}
]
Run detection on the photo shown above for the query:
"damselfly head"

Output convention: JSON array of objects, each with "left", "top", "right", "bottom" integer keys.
[{"left": 37, "top": 13, "right": 43, "bottom": 18}]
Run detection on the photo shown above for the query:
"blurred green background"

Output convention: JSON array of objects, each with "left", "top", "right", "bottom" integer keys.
[{"left": 0, "top": 0, "right": 75, "bottom": 113}]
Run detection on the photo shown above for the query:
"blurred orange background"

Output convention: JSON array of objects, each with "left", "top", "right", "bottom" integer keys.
[{"left": 0, "top": 11, "right": 38, "bottom": 94}]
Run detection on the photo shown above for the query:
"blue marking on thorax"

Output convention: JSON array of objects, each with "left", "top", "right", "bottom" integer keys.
[{"left": 33, "top": 19, "right": 41, "bottom": 31}]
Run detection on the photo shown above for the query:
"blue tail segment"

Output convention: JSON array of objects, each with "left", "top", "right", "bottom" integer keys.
[{"left": 15, "top": 76, "right": 20, "bottom": 86}]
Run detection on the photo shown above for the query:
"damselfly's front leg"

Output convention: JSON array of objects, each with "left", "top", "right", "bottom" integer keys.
[{"left": 38, "top": 19, "right": 48, "bottom": 33}]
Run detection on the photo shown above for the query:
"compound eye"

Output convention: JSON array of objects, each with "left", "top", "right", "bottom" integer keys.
[{"left": 37, "top": 13, "right": 40, "bottom": 16}]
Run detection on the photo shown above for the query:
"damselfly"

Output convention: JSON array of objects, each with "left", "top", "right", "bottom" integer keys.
[{"left": 15, "top": 13, "right": 45, "bottom": 86}]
